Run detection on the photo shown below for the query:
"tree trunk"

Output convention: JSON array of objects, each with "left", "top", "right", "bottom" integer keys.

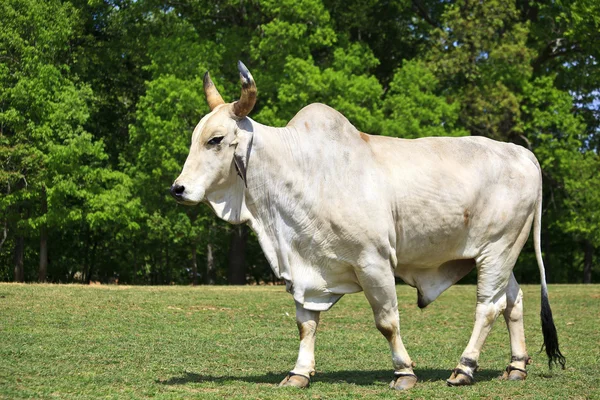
[
  {"left": 205, "top": 243, "right": 215, "bottom": 285},
  {"left": 83, "top": 228, "right": 90, "bottom": 283},
  {"left": 86, "top": 241, "right": 97, "bottom": 285},
  {"left": 38, "top": 186, "right": 48, "bottom": 282},
  {"left": 1, "top": 182, "right": 9, "bottom": 252},
  {"left": 0, "top": 218, "right": 7, "bottom": 252},
  {"left": 583, "top": 240, "right": 593, "bottom": 284},
  {"left": 14, "top": 235, "right": 25, "bottom": 282},
  {"left": 39, "top": 227, "right": 48, "bottom": 282},
  {"left": 132, "top": 239, "right": 137, "bottom": 285},
  {"left": 150, "top": 254, "right": 156, "bottom": 285},
  {"left": 165, "top": 244, "right": 171, "bottom": 284},
  {"left": 227, "top": 225, "right": 248, "bottom": 285},
  {"left": 191, "top": 242, "right": 198, "bottom": 286}
]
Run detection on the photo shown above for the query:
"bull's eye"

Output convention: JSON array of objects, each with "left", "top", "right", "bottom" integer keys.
[{"left": 207, "top": 136, "right": 224, "bottom": 146}]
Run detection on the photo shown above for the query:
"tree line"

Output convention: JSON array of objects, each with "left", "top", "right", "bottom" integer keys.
[{"left": 1, "top": 0, "right": 598, "bottom": 285}]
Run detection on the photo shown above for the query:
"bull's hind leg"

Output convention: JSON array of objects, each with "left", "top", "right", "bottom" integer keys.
[
  {"left": 446, "top": 283, "right": 509, "bottom": 386},
  {"left": 358, "top": 268, "right": 417, "bottom": 390},
  {"left": 501, "top": 273, "right": 531, "bottom": 380},
  {"left": 447, "top": 216, "right": 533, "bottom": 386},
  {"left": 279, "top": 302, "right": 320, "bottom": 388}
]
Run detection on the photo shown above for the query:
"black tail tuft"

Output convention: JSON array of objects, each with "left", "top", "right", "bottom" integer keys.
[{"left": 540, "top": 287, "right": 566, "bottom": 369}]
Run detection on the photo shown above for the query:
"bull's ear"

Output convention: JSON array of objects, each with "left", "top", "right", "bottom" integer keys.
[{"left": 232, "top": 130, "right": 253, "bottom": 187}]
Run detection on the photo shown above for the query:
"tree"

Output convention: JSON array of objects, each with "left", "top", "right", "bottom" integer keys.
[
  {"left": 1, "top": 0, "right": 93, "bottom": 281},
  {"left": 1, "top": 0, "right": 598, "bottom": 284},
  {"left": 0, "top": 0, "right": 140, "bottom": 283},
  {"left": 382, "top": 60, "right": 467, "bottom": 139},
  {"left": 525, "top": 0, "right": 600, "bottom": 145},
  {"left": 426, "top": 0, "right": 534, "bottom": 142}
]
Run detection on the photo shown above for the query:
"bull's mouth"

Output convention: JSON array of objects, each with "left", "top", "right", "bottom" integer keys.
[
  {"left": 171, "top": 192, "right": 202, "bottom": 206},
  {"left": 174, "top": 198, "right": 201, "bottom": 206}
]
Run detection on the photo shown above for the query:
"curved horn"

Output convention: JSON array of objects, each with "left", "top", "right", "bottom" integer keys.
[
  {"left": 203, "top": 71, "right": 225, "bottom": 111},
  {"left": 232, "top": 61, "right": 257, "bottom": 119}
]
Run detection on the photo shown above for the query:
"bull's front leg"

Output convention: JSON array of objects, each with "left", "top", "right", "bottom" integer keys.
[
  {"left": 279, "top": 302, "right": 320, "bottom": 388},
  {"left": 358, "top": 267, "right": 417, "bottom": 390},
  {"left": 370, "top": 295, "right": 417, "bottom": 390}
]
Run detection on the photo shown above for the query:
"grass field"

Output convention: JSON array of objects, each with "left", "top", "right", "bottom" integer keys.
[{"left": 1, "top": 283, "right": 598, "bottom": 399}]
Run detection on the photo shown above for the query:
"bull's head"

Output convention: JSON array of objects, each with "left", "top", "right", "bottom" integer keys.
[{"left": 171, "top": 61, "right": 256, "bottom": 206}]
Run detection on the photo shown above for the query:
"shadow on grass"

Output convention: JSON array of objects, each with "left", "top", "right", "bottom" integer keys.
[{"left": 157, "top": 368, "right": 502, "bottom": 386}]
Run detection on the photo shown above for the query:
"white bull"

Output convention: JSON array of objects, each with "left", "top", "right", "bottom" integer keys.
[{"left": 171, "top": 62, "right": 565, "bottom": 389}]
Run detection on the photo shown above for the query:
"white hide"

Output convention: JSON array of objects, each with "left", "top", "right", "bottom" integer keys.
[{"left": 175, "top": 103, "right": 541, "bottom": 312}]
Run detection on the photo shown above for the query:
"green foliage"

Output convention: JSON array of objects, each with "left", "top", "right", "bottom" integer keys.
[
  {"left": 528, "top": 0, "right": 600, "bottom": 143},
  {"left": 382, "top": 60, "right": 468, "bottom": 138},
  {"left": 264, "top": 45, "right": 383, "bottom": 131},
  {"left": 427, "top": 0, "right": 535, "bottom": 140},
  {"left": 521, "top": 75, "right": 600, "bottom": 256},
  {"left": 0, "top": 0, "right": 140, "bottom": 282},
  {"left": 0, "top": 0, "right": 598, "bottom": 284}
]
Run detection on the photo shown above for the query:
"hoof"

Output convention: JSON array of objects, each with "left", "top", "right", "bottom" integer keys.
[
  {"left": 446, "top": 368, "right": 475, "bottom": 386},
  {"left": 501, "top": 365, "right": 527, "bottom": 381},
  {"left": 279, "top": 373, "right": 310, "bottom": 388},
  {"left": 389, "top": 373, "right": 417, "bottom": 390}
]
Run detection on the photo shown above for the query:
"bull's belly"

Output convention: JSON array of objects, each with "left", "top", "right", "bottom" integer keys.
[
  {"left": 394, "top": 258, "right": 476, "bottom": 307},
  {"left": 392, "top": 232, "right": 478, "bottom": 306}
]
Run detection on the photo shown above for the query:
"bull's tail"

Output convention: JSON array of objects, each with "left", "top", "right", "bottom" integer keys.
[{"left": 533, "top": 182, "right": 566, "bottom": 369}]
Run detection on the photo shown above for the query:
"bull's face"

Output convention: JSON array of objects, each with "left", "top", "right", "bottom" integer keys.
[{"left": 171, "top": 62, "right": 256, "bottom": 205}]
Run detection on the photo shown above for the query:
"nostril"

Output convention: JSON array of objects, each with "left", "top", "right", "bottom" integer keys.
[{"left": 170, "top": 184, "right": 185, "bottom": 198}]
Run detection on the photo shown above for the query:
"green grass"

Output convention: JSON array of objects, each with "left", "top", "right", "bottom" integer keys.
[{"left": 0, "top": 284, "right": 598, "bottom": 399}]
